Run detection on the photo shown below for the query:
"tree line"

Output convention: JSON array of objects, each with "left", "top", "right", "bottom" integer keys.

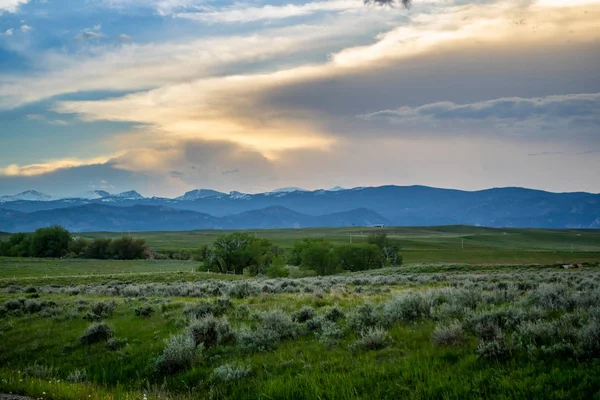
[
  {"left": 0, "top": 227, "right": 402, "bottom": 275},
  {"left": 199, "top": 232, "right": 402, "bottom": 277},
  {"left": 0, "top": 226, "right": 147, "bottom": 260}
]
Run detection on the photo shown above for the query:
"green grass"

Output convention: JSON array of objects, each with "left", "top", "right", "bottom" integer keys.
[{"left": 1, "top": 225, "right": 600, "bottom": 399}]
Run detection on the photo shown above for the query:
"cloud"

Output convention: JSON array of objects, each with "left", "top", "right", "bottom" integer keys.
[
  {"left": 20, "top": 24, "right": 32, "bottom": 33},
  {"left": 0, "top": 0, "right": 28, "bottom": 13},
  {"left": 175, "top": 0, "right": 366, "bottom": 24},
  {"left": 2, "top": 28, "right": 14, "bottom": 35},
  {"left": 0, "top": 155, "right": 116, "bottom": 176},
  {"left": 74, "top": 25, "right": 104, "bottom": 41},
  {"left": 118, "top": 34, "right": 132, "bottom": 41},
  {"left": 26, "top": 113, "right": 70, "bottom": 126},
  {"left": 362, "top": 93, "right": 600, "bottom": 125}
]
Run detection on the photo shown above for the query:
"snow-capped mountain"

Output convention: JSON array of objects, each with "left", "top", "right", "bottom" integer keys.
[
  {"left": 327, "top": 186, "right": 345, "bottom": 191},
  {"left": 0, "top": 190, "right": 53, "bottom": 203},
  {"left": 176, "top": 189, "right": 225, "bottom": 201},
  {"left": 269, "top": 187, "right": 308, "bottom": 193},
  {"left": 101, "top": 190, "right": 144, "bottom": 201}
]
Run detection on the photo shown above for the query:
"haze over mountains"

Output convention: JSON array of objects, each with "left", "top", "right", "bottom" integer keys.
[{"left": 0, "top": 185, "right": 598, "bottom": 232}]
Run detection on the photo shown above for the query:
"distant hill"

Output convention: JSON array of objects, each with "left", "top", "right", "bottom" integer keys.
[
  {"left": 0, "top": 204, "right": 389, "bottom": 232},
  {"left": 0, "top": 185, "right": 598, "bottom": 229}
]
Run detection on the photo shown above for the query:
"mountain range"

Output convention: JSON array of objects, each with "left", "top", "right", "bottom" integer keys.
[{"left": 0, "top": 185, "right": 598, "bottom": 232}]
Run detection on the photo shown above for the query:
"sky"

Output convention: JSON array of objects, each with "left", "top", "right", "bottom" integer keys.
[{"left": 0, "top": 0, "right": 599, "bottom": 197}]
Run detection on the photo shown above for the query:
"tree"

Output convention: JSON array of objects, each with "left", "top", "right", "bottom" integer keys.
[
  {"left": 265, "top": 255, "right": 289, "bottom": 278},
  {"left": 207, "top": 233, "right": 273, "bottom": 275},
  {"left": 69, "top": 237, "right": 89, "bottom": 257},
  {"left": 29, "top": 226, "right": 72, "bottom": 258},
  {"left": 288, "top": 237, "right": 326, "bottom": 266},
  {"left": 85, "top": 238, "right": 112, "bottom": 259},
  {"left": 300, "top": 240, "right": 340, "bottom": 276},
  {"left": 0, "top": 233, "right": 31, "bottom": 257},
  {"left": 335, "top": 243, "right": 383, "bottom": 272},
  {"left": 108, "top": 236, "right": 147, "bottom": 260},
  {"left": 368, "top": 233, "right": 403, "bottom": 266}
]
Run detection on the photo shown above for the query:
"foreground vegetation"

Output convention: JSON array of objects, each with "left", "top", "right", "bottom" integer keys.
[
  {"left": 1, "top": 262, "right": 600, "bottom": 399},
  {"left": 1, "top": 226, "right": 599, "bottom": 399}
]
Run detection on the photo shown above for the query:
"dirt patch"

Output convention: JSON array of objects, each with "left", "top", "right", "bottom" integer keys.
[{"left": 0, "top": 395, "right": 35, "bottom": 400}]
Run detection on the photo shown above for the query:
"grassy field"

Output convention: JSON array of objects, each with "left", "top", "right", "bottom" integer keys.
[
  {"left": 83, "top": 225, "right": 600, "bottom": 265},
  {"left": 1, "top": 226, "right": 600, "bottom": 399}
]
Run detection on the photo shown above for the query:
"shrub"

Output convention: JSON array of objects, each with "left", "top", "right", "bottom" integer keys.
[
  {"left": 91, "top": 301, "right": 117, "bottom": 317},
  {"left": 317, "top": 320, "right": 344, "bottom": 348},
  {"left": 29, "top": 225, "right": 71, "bottom": 258},
  {"left": 261, "top": 310, "right": 300, "bottom": 340},
  {"left": 467, "top": 308, "right": 526, "bottom": 334},
  {"left": 135, "top": 305, "right": 154, "bottom": 318},
  {"left": 228, "top": 282, "right": 259, "bottom": 299},
  {"left": 79, "top": 323, "right": 114, "bottom": 345},
  {"left": 235, "top": 304, "right": 251, "bottom": 318},
  {"left": 188, "top": 314, "right": 222, "bottom": 348},
  {"left": 382, "top": 293, "right": 433, "bottom": 326},
  {"left": 106, "top": 337, "right": 128, "bottom": 351},
  {"left": 352, "top": 326, "right": 390, "bottom": 351},
  {"left": 3, "top": 298, "right": 24, "bottom": 311},
  {"left": 432, "top": 321, "right": 466, "bottom": 346},
  {"left": 66, "top": 369, "right": 87, "bottom": 383},
  {"left": 306, "top": 315, "right": 326, "bottom": 332},
  {"left": 476, "top": 337, "right": 510, "bottom": 361},
  {"left": 24, "top": 364, "right": 56, "bottom": 379},
  {"left": 210, "top": 363, "right": 251, "bottom": 382},
  {"left": 513, "top": 320, "right": 559, "bottom": 349},
  {"left": 578, "top": 319, "right": 600, "bottom": 358},
  {"left": 236, "top": 327, "right": 279, "bottom": 352},
  {"left": 293, "top": 306, "right": 316, "bottom": 323},
  {"left": 213, "top": 297, "right": 233, "bottom": 315},
  {"left": 324, "top": 305, "right": 345, "bottom": 322},
  {"left": 530, "top": 284, "right": 575, "bottom": 311},
  {"left": 348, "top": 303, "right": 380, "bottom": 333},
  {"left": 184, "top": 302, "right": 215, "bottom": 319},
  {"left": 23, "top": 299, "right": 43, "bottom": 314},
  {"left": 155, "top": 333, "right": 200, "bottom": 375}
]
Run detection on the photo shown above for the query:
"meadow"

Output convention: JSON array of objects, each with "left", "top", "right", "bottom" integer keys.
[{"left": 1, "top": 226, "right": 600, "bottom": 399}]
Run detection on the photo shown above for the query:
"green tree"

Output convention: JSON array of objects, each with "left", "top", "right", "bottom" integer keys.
[
  {"left": 85, "top": 238, "right": 112, "bottom": 259},
  {"left": 288, "top": 237, "right": 325, "bottom": 266},
  {"left": 368, "top": 233, "right": 403, "bottom": 266},
  {"left": 69, "top": 237, "right": 89, "bottom": 257},
  {"left": 108, "top": 236, "right": 147, "bottom": 260},
  {"left": 265, "top": 255, "right": 289, "bottom": 278},
  {"left": 335, "top": 243, "right": 383, "bottom": 272},
  {"left": 207, "top": 233, "right": 273, "bottom": 275},
  {"left": 29, "top": 226, "right": 72, "bottom": 258},
  {"left": 0, "top": 233, "right": 31, "bottom": 257},
  {"left": 300, "top": 240, "right": 340, "bottom": 276}
]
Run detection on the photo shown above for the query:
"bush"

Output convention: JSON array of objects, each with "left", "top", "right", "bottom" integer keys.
[
  {"left": 324, "top": 304, "right": 345, "bottom": 322},
  {"left": 184, "top": 302, "right": 215, "bottom": 319},
  {"left": 210, "top": 363, "right": 251, "bottom": 382},
  {"left": 135, "top": 305, "right": 154, "bottom": 318},
  {"left": 236, "top": 327, "right": 279, "bottom": 352},
  {"left": 530, "top": 284, "right": 575, "bottom": 311},
  {"left": 476, "top": 337, "right": 510, "bottom": 361},
  {"left": 382, "top": 293, "right": 433, "bottom": 325},
  {"left": 66, "top": 369, "right": 87, "bottom": 383},
  {"left": 578, "top": 319, "right": 600, "bottom": 358},
  {"left": 106, "top": 337, "right": 128, "bottom": 351},
  {"left": 3, "top": 298, "right": 24, "bottom": 311},
  {"left": 513, "top": 320, "right": 559, "bottom": 349},
  {"left": 432, "top": 321, "right": 466, "bottom": 346},
  {"left": 261, "top": 310, "right": 300, "bottom": 340},
  {"left": 155, "top": 333, "right": 200, "bottom": 375},
  {"left": 24, "top": 364, "right": 56, "bottom": 379},
  {"left": 187, "top": 314, "right": 233, "bottom": 348},
  {"left": 91, "top": 301, "right": 117, "bottom": 317},
  {"left": 348, "top": 303, "right": 380, "bottom": 333},
  {"left": 353, "top": 327, "right": 390, "bottom": 351},
  {"left": 79, "top": 323, "right": 114, "bottom": 345},
  {"left": 317, "top": 320, "right": 344, "bottom": 347},
  {"left": 293, "top": 306, "right": 316, "bottom": 323}
]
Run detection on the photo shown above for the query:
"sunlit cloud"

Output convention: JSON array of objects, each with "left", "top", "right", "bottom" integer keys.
[
  {"left": 0, "top": 0, "right": 29, "bottom": 13},
  {"left": 0, "top": 155, "right": 117, "bottom": 176}
]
